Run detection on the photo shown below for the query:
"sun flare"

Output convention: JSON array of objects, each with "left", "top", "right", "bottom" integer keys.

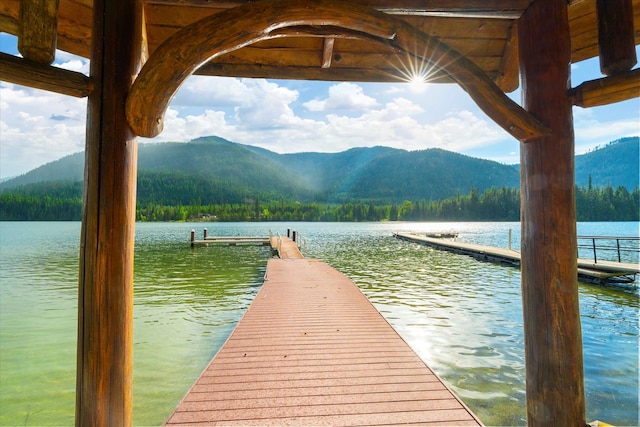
[
  {"left": 408, "top": 73, "right": 430, "bottom": 93},
  {"left": 393, "top": 50, "right": 439, "bottom": 94}
]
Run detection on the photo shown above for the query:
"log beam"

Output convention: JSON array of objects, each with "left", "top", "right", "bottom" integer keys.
[
  {"left": 145, "top": 0, "right": 531, "bottom": 18},
  {"left": 126, "top": 0, "right": 549, "bottom": 141},
  {"left": 596, "top": 0, "right": 637, "bottom": 76},
  {"left": 570, "top": 68, "right": 640, "bottom": 108},
  {"left": 0, "top": 52, "right": 93, "bottom": 97},
  {"left": 195, "top": 61, "right": 454, "bottom": 83},
  {"left": 75, "top": 0, "right": 143, "bottom": 425},
  {"left": 18, "top": 0, "right": 59, "bottom": 65},
  {"left": 518, "top": 0, "right": 585, "bottom": 426}
]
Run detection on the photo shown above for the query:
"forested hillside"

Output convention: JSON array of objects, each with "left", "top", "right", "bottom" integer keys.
[
  {"left": 575, "top": 136, "right": 639, "bottom": 189},
  {"left": 1, "top": 135, "right": 637, "bottom": 221},
  {"left": 2, "top": 136, "right": 521, "bottom": 204}
]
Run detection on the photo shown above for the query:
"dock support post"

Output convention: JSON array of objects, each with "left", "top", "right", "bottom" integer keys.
[
  {"left": 292, "top": 230, "right": 297, "bottom": 242},
  {"left": 204, "top": 228, "right": 208, "bottom": 239},
  {"left": 518, "top": 1, "right": 585, "bottom": 426},
  {"left": 75, "top": 0, "right": 143, "bottom": 425}
]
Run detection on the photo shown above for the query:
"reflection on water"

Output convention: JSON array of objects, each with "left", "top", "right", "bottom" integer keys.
[
  {"left": 301, "top": 222, "right": 638, "bottom": 426},
  {"left": 0, "top": 221, "right": 638, "bottom": 426}
]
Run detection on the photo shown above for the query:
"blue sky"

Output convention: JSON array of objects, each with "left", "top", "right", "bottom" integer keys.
[{"left": 1, "top": 33, "right": 638, "bottom": 179}]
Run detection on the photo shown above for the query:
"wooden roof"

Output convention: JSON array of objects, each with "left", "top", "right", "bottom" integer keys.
[
  {"left": 1, "top": 0, "right": 638, "bottom": 92},
  {"left": 0, "top": 0, "right": 638, "bottom": 140}
]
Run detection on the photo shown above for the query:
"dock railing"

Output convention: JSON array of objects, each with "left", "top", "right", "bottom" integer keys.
[{"left": 577, "top": 235, "right": 640, "bottom": 264}]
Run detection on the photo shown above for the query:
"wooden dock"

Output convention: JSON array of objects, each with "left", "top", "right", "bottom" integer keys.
[
  {"left": 270, "top": 235, "right": 304, "bottom": 259},
  {"left": 394, "top": 232, "right": 639, "bottom": 285},
  {"left": 165, "top": 238, "right": 482, "bottom": 426},
  {"left": 191, "top": 235, "right": 272, "bottom": 247}
]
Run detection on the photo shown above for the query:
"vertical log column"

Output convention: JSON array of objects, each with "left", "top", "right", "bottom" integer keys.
[
  {"left": 75, "top": 0, "right": 143, "bottom": 426},
  {"left": 518, "top": 1, "right": 585, "bottom": 426}
]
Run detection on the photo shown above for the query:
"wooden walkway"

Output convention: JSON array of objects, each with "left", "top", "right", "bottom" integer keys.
[
  {"left": 394, "top": 232, "right": 639, "bottom": 284},
  {"left": 270, "top": 235, "right": 304, "bottom": 259},
  {"left": 165, "top": 242, "right": 482, "bottom": 426}
]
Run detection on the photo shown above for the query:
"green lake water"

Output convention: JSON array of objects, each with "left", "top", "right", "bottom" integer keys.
[{"left": 0, "top": 221, "right": 638, "bottom": 426}]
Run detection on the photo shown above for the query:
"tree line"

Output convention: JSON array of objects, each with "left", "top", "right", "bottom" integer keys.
[{"left": 2, "top": 184, "right": 638, "bottom": 222}]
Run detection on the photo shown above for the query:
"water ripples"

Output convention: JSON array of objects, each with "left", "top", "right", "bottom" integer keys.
[{"left": 1, "top": 221, "right": 637, "bottom": 426}]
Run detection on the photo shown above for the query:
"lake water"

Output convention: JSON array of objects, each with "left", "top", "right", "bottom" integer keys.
[{"left": 0, "top": 221, "right": 638, "bottom": 426}]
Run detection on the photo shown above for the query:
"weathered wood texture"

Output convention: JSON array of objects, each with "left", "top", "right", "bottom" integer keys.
[
  {"left": 2, "top": 0, "right": 639, "bottom": 98},
  {"left": 0, "top": 51, "right": 93, "bottom": 97},
  {"left": 165, "top": 258, "right": 482, "bottom": 426},
  {"left": 518, "top": 0, "right": 585, "bottom": 426},
  {"left": 571, "top": 68, "right": 640, "bottom": 108},
  {"left": 18, "top": 0, "right": 59, "bottom": 64},
  {"left": 126, "top": 0, "right": 548, "bottom": 141},
  {"left": 75, "top": 0, "right": 142, "bottom": 425},
  {"left": 596, "top": 0, "right": 637, "bottom": 75},
  {"left": 146, "top": 0, "right": 531, "bottom": 16}
]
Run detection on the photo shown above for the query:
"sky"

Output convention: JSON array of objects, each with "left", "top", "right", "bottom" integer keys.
[{"left": 1, "top": 33, "right": 638, "bottom": 179}]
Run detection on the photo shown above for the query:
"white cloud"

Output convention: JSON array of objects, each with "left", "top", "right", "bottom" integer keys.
[
  {"left": 1, "top": 65, "right": 637, "bottom": 179},
  {"left": 54, "top": 53, "right": 89, "bottom": 75},
  {"left": 303, "top": 82, "right": 378, "bottom": 112},
  {"left": 573, "top": 105, "right": 640, "bottom": 154},
  {"left": 143, "top": 108, "right": 233, "bottom": 143},
  {"left": 172, "top": 76, "right": 254, "bottom": 108},
  {"left": 0, "top": 83, "right": 86, "bottom": 178},
  {"left": 233, "top": 79, "right": 299, "bottom": 129}
]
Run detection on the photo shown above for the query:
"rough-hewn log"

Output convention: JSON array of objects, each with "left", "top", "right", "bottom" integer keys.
[
  {"left": 0, "top": 52, "right": 93, "bottom": 97},
  {"left": 145, "top": 0, "right": 531, "bottom": 18},
  {"left": 570, "top": 68, "right": 640, "bottom": 108},
  {"left": 195, "top": 61, "right": 453, "bottom": 83},
  {"left": 75, "top": 0, "right": 143, "bottom": 425},
  {"left": 518, "top": 0, "right": 586, "bottom": 426},
  {"left": 596, "top": 0, "right": 637, "bottom": 75},
  {"left": 126, "top": 0, "right": 548, "bottom": 141},
  {"left": 18, "top": 0, "right": 60, "bottom": 65}
]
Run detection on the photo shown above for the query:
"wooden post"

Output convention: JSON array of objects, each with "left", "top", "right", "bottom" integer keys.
[
  {"left": 518, "top": 1, "right": 585, "bottom": 426},
  {"left": 190, "top": 229, "right": 196, "bottom": 245},
  {"left": 75, "top": 0, "right": 143, "bottom": 425},
  {"left": 203, "top": 228, "right": 208, "bottom": 239}
]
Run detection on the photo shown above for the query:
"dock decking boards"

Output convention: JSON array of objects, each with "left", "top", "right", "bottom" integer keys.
[
  {"left": 165, "top": 257, "right": 482, "bottom": 426},
  {"left": 394, "top": 232, "right": 639, "bottom": 284}
]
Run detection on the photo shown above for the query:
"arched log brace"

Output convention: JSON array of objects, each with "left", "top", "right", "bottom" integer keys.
[{"left": 126, "top": 0, "right": 550, "bottom": 141}]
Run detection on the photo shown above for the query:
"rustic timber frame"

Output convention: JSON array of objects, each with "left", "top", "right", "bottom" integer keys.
[{"left": 0, "top": 0, "right": 638, "bottom": 426}]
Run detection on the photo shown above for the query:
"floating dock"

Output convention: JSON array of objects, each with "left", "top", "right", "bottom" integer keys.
[
  {"left": 167, "top": 237, "right": 481, "bottom": 426},
  {"left": 191, "top": 236, "right": 272, "bottom": 246},
  {"left": 394, "top": 232, "right": 639, "bottom": 285},
  {"left": 190, "top": 228, "right": 272, "bottom": 247}
]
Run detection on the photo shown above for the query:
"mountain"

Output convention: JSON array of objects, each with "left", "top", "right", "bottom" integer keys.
[
  {"left": 1, "top": 136, "right": 637, "bottom": 205},
  {"left": 575, "top": 136, "right": 639, "bottom": 189}
]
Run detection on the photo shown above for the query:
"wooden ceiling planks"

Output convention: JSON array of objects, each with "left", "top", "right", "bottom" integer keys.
[
  {"left": 56, "top": 0, "right": 92, "bottom": 58},
  {"left": 569, "top": 0, "right": 640, "bottom": 64},
  {"left": 125, "top": 0, "right": 549, "bottom": 141},
  {"left": 2, "top": 0, "right": 639, "bottom": 67},
  {"left": 0, "top": 0, "right": 638, "bottom": 102}
]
